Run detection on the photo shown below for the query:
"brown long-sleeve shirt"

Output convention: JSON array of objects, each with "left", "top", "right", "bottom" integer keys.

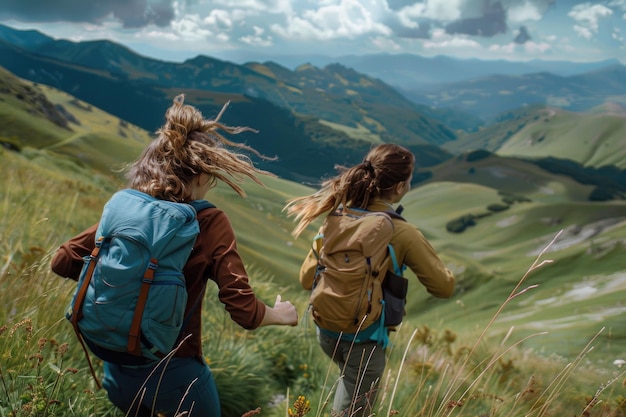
[
  {"left": 51, "top": 206, "right": 266, "bottom": 358},
  {"left": 299, "top": 200, "right": 455, "bottom": 298}
]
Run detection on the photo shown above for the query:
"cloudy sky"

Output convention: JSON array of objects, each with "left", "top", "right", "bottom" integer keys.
[{"left": 0, "top": 0, "right": 625, "bottom": 65}]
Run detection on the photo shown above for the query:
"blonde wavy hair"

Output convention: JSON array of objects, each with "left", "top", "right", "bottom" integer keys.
[
  {"left": 285, "top": 143, "right": 415, "bottom": 237},
  {"left": 126, "top": 94, "right": 272, "bottom": 201}
]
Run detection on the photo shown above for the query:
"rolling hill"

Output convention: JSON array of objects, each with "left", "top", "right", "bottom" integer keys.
[
  {"left": 444, "top": 106, "right": 626, "bottom": 169},
  {"left": 0, "top": 66, "right": 151, "bottom": 176},
  {"left": 398, "top": 158, "right": 626, "bottom": 360}
]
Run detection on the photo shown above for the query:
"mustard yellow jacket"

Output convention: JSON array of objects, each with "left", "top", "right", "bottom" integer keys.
[{"left": 299, "top": 199, "right": 455, "bottom": 299}]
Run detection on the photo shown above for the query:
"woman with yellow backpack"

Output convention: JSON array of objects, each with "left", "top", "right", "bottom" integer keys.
[{"left": 285, "top": 143, "right": 455, "bottom": 417}]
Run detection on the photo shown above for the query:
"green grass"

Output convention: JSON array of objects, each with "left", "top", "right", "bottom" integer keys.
[
  {"left": 2, "top": 76, "right": 626, "bottom": 417},
  {"left": 448, "top": 107, "right": 626, "bottom": 170},
  {"left": 496, "top": 110, "right": 626, "bottom": 169},
  {"left": 3, "top": 144, "right": 626, "bottom": 416},
  {"left": 318, "top": 119, "right": 383, "bottom": 144}
]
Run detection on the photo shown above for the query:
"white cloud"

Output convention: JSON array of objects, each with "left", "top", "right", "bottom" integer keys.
[
  {"left": 523, "top": 40, "right": 551, "bottom": 53},
  {"left": 203, "top": 9, "right": 234, "bottom": 30},
  {"left": 423, "top": 28, "right": 481, "bottom": 50},
  {"left": 568, "top": 3, "right": 613, "bottom": 38},
  {"left": 138, "top": 28, "right": 180, "bottom": 42},
  {"left": 0, "top": 0, "right": 623, "bottom": 63},
  {"left": 210, "top": 0, "right": 292, "bottom": 13},
  {"left": 508, "top": 1, "right": 543, "bottom": 24},
  {"left": 271, "top": 0, "right": 391, "bottom": 41},
  {"left": 370, "top": 35, "right": 401, "bottom": 51},
  {"left": 240, "top": 25, "right": 273, "bottom": 47},
  {"left": 610, "top": 0, "right": 626, "bottom": 19},
  {"left": 607, "top": 0, "right": 626, "bottom": 10},
  {"left": 398, "top": 0, "right": 462, "bottom": 24},
  {"left": 573, "top": 24, "right": 594, "bottom": 40},
  {"left": 489, "top": 42, "right": 517, "bottom": 53},
  {"left": 484, "top": 39, "right": 550, "bottom": 59},
  {"left": 171, "top": 14, "right": 214, "bottom": 41}
]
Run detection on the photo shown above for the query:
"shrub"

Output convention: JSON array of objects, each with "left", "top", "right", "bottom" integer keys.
[
  {"left": 446, "top": 214, "right": 476, "bottom": 233},
  {"left": 487, "top": 203, "right": 510, "bottom": 212},
  {"left": 465, "top": 149, "right": 492, "bottom": 162},
  {"left": 588, "top": 186, "right": 615, "bottom": 201}
]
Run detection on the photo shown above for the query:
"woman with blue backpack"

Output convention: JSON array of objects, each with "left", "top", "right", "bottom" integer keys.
[
  {"left": 285, "top": 143, "right": 455, "bottom": 417},
  {"left": 51, "top": 94, "right": 298, "bottom": 417}
]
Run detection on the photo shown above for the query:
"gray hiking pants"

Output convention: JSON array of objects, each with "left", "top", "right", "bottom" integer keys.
[{"left": 318, "top": 330, "right": 387, "bottom": 417}]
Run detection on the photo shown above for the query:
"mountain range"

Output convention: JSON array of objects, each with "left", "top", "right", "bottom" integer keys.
[{"left": 0, "top": 23, "right": 625, "bottom": 193}]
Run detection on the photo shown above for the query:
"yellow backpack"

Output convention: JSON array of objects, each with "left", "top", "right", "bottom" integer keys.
[{"left": 309, "top": 207, "right": 396, "bottom": 333}]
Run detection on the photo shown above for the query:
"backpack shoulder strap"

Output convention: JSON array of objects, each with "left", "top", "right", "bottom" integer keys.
[
  {"left": 384, "top": 204, "right": 406, "bottom": 221},
  {"left": 70, "top": 236, "right": 106, "bottom": 389},
  {"left": 189, "top": 199, "right": 216, "bottom": 213},
  {"left": 383, "top": 205, "right": 407, "bottom": 275},
  {"left": 387, "top": 244, "right": 405, "bottom": 275}
]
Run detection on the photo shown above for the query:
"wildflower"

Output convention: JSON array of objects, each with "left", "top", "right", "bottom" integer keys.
[
  {"left": 9, "top": 318, "right": 33, "bottom": 339},
  {"left": 443, "top": 329, "right": 457, "bottom": 344},
  {"left": 28, "top": 353, "right": 44, "bottom": 365},
  {"left": 57, "top": 343, "right": 69, "bottom": 355},
  {"left": 38, "top": 338, "right": 48, "bottom": 350},
  {"left": 288, "top": 395, "right": 311, "bottom": 417}
]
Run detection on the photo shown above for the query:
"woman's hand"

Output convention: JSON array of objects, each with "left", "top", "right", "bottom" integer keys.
[{"left": 260, "top": 295, "right": 299, "bottom": 326}]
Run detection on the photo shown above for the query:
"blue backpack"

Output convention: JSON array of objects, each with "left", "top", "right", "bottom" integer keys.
[{"left": 66, "top": 189, "right": 213, "bottom": 376}]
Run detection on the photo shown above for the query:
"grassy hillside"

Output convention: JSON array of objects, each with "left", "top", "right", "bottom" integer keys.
[
  {"left": 446, "top": 106, "right": 626, "bottom": 169},
  {"left": 417, "top": 152, "right": 597, "bottom": 202},
  {"left": 2, "top": 68, "right": 626, "bottom": 417},
  {"left": 400, "top": 179, "right": 626, "bottom": 362},
  {"left": 2, "top": 77, "right": 624, "bottom": 363},
  {"left": 495, "top": 109, "right": 626, "bottom": 168},
  {"left": 0, "top": 67, "right": 152, "bottom": 178}
]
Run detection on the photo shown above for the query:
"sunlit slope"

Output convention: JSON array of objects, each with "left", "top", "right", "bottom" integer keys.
[
  {"left": 38, "top": 85, "right": 152, "bottom": 174},
  {"left": 399, "top": 179, "right": 626, "bottom": 361},
  {"left": 0, "top": 67, "right": 71, "bottom": 148},
  {"left": 495, "top": 109, "right": 626, "bottom": 168},
  {"left": 447, "top": 107, "right": 626, "bottom": 169},
  {"left": 0, "top": 69, "right": 152, "bottom": 179},
  {"left": 418, "top": 153, "right": 597, "bottom": 203}
]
